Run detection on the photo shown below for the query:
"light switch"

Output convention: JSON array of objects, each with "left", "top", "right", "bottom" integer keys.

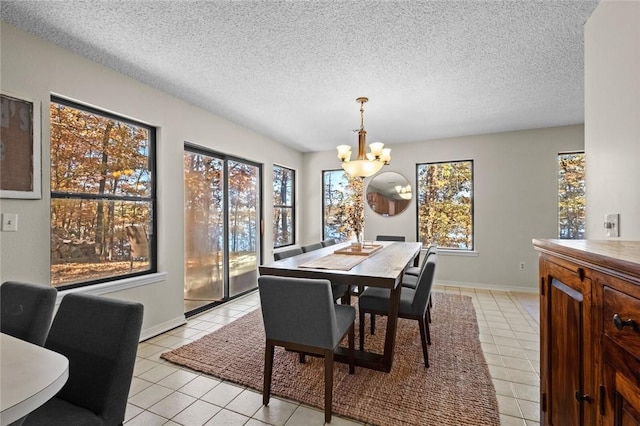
[
  {"left": 1, "top": 213, "right": 18, "bottom": 232},
  {"left": 604, "top": 213, "right": 619, "bottom": 237}
]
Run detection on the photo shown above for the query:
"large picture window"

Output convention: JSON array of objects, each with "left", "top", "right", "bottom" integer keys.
[
  {"left": 322, "top": 169, "right": 363, "bottom": 241},
  {"left": 416, "top": 160, "right": 473, "bottom": 250},
  {"left": 558, "top": 152, "right": 586, "bottom": 239},
  {"left": 50, "top": 97, "right": 156, "bottom": 288},
  {"left": 273, "top": 165, "right": 295, "bottom": 248}
]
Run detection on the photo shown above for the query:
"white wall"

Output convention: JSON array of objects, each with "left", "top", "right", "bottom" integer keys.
[
  {"left": 584, "top": 0, "right": 640, "bottom": 239},
  {"left": 0, "top": 23, "right": 303, "bottom": 337},
  {"left": 302, "top": 125, "right": 584, "bottom": 291}
]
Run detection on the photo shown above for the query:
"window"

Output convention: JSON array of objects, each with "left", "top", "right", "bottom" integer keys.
[
  {"left": 273, "top": 165, "right": 295, "bottom": 248},
  {"left": 558, "top": 152, "right": 586, "bottom": 239},
  {"left": 50, "top": 97, "right": 156, "bottom": 288},
  {"left": 322, "top": 170, "right": 363, "bottom": 241},
  {"left": 416, "top": 160, "right": 473, "bottom": 250}
]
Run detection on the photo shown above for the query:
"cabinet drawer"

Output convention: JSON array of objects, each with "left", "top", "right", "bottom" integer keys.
[{"left": 603, "top": 286, "right": 640, "bottom": 360}]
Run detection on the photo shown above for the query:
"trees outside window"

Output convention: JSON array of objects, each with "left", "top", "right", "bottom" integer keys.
[
  {"left": 558, "top": 152, "right": 586, "bottom": 239},
  {"left": 273, "top": 165, "right": 295, "bottom": 248},
  {"left": 322, "top": 170, "right": 363, "bottom": 241},
  {"left": 416, "top": 160, "right": 473, "bottom": 250},
  {"left": 50, "top": 98, "right": 156, "bottom": 288}
]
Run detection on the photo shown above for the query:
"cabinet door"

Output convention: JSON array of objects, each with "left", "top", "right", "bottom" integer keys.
[{"left": 541, "top": 259, "right": 594, "bottom": 426}]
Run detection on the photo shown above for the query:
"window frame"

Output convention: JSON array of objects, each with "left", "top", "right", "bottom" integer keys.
[
  {"left": 50, "top": 96, "right": 157, "bottom": 290},
  {"left": 415, "top": 159, "right": 474, "bottom": 251},
  {"left": 272, "top": 164, "right": 296, "bottom": 249}
]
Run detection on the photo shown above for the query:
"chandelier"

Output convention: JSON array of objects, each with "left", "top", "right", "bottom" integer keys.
[{"left": 336, "top": 97, "right": 391, "bottom": 178}]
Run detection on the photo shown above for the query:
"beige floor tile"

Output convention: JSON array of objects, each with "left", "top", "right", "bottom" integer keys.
[
  {"left": 507, "top": 368, "right": 540, "bottom": 386},
  {"left": 148, "top": 391, "right": 196, "bottom": 419},
  {"left": 126, "top": 410, "right": 168, "bottom": 425},
  {"left": 493, "top": 378, "right": 515, "bottom": 397},
  {"left": 518, "top": 399, "right": 541, "bottom": 422},
  {"left": 157, "top": 370, "right": 200, "bottom": 390},
  {"left": 497, "top": 395, "right": 523, "bottom": 418},
  {"left": 139, "top": 364, "right": 181, "bottom": 383},
  {"left": 172, "top": 399, "right": 221, "bottom": 426},
  {"left": 496, "top": 345, "right": 528, "bottom": 359},
  {"left": 502, "top": 356, "right": 536, "bottom": 372},
  {"left": 178, "top": 375, "right": 222, "bottom": 399},
  {"left": 128, "top": 383, "right": 175, "bottom": 409},
  {"left": 284, "top": 405, "right": 325, "bottom": 426},
  {"left": 225, "top": 389, "right": 264, "bottom": 417},
  {"left": 512, "top": 382, "right": 540, "bottom": 402},
  {"left": 252, "top": 397, "right": 299, "bottom": 426},
  {"left": 500, "top": 414, "right": 527, "bottom": 426},
  {"left": 201, "top": 382, "right": 244, "bottom": 407},
  {"left": 204, "top": 408, "right": 251, "bottom": 425}
]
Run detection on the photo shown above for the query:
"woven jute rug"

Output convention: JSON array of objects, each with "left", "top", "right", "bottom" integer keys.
[{"left": 161, "top": 292, "right": 499, "bottom": 426}]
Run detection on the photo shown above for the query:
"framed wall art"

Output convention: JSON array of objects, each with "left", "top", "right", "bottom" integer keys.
[{"left": 0, "top": 92, "right": 41, "bottom": 199}]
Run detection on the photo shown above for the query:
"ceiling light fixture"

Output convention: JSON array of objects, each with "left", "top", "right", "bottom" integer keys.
[
  {"left": 336, "top": 97, "right": 391, "bottom": 178},
  {"left": 395, "top": 185, "right": 412, "bottom": 200}
]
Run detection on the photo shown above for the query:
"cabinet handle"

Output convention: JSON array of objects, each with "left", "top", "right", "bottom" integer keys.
[
  {"left": 613, "top": 313, "right": 636, "bottom": 330},
  {"left": 575, "top": 391, "right": 591, "bottom": 403}
]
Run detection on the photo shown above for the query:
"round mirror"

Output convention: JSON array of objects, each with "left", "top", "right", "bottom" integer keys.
[{"left": 366, "top": 171, "right": 412, "bottom": 216}]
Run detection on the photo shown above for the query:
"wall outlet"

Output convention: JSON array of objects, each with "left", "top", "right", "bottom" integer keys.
[
  {"left": 519, "top": 261, "right": 526, "bottom": 271},
  {"left": 1, "top": 213, "right": 18, "bottom": 232},
  {"left": 604, "top": 213, "right": 620, "bottom": 237}
]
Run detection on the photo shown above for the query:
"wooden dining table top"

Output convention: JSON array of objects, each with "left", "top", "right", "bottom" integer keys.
[{"left": 259, "top": 241, "right": 422, "bottom": 287}]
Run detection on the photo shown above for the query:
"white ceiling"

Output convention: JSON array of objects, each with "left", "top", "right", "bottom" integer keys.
[{"left": 1, "top": 0, "right": 599, "bottom": 153}]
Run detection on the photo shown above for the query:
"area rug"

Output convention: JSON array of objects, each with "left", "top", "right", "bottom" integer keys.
[{"left": 161, "top": 292, "right": 499, "bottom": 426}]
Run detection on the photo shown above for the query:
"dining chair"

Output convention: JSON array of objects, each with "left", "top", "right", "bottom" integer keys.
[
  {"left": 358, "top": 255, "right": 437, "bottom": 367},
  {"left": 273, "top": 247, "right": 303, "bottom": 260},
  {"left": 404, "top": 245, "right": 437, "bottom": 277},
  {"left": 274, "top": 245, "right": 349, "bottom": 304},
  {"left": 301, "top": 242, "right": 323, "bottom": 252},
  {"left": 321, "top": 238, "right": 338, "bottom": 247},
  {"left": 258, "top": 276, "right": 355, "bottom": 423},
  {"left": 375, "top": 235, "right": 406, "bottom": 242},
  {"left": 23, "top": 293, "right": 143, "bottom": 426},
  {"left": 1, "top": 281, "right": 57, "bottom": 346}
]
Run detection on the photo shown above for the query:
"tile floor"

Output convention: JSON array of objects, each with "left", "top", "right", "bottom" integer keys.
[{"left": 125, "top": 286, "right": 541, "bottom": 425}]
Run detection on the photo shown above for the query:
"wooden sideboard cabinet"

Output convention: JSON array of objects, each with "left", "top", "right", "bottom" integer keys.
[{"left": 533, "top": 240, "right": 640, "bottom": 426}]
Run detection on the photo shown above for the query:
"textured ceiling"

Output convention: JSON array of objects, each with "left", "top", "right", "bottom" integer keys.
[{"left": 1, "top": 0, "right": 599, "bottom": 153}]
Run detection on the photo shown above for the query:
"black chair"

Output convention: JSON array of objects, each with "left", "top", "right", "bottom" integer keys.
[
  {"left": 1, "top": 281, "right": 57, "bottom": 346},
  {"left": 405, "top": 245, "right": 437, "bottom": 277},
  {"left": 273, "top": 247, "right": 303, "bottom": 261},
  {"left": 301, "top": 242, "right": 323, "bottom": 253},
  {"left": 258, "top": 276, "right": 355, "bottom": 423},
  {"left": 358, "top": 255, "right": 437, "bottom": 367},
  {"left": 23, "top": 293, "right": 143, "bottom": 426},
  {"left": 375, "top": 235, "right": 405, "bottom": 242},
  {"left": 321, "top": 239, "right": 338, "bottom": 247}
]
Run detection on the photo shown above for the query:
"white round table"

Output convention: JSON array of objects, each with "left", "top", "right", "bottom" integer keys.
[{"left": 0, "top": 333, "right": 69, "bottom": 425}]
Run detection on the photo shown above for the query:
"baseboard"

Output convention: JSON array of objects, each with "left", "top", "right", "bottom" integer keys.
[
  {"left": 140, "top": 315, "right": 186, "bottom": 342},
  {"left": 435, "top": 280, "right": 538, "bottom": 294}
]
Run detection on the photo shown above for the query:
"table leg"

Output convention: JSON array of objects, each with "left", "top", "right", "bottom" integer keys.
[{"left": 381, "top": 283, "right": 401, "bottom": 372}]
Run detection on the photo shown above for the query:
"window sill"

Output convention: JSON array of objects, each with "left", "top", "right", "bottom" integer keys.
[
  {"left": 429, "top": 249, "right": 478, "bottom": 257},
  {"left": 56, "top": 272, "right": 167, "bottom": 303}
]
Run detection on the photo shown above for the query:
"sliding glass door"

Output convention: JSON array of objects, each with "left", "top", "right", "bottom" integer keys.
[{"left": 183, "top": 145, "right": 262, "bottom": 314}]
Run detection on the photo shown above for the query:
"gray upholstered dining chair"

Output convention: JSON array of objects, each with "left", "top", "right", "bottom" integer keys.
[
  {"left": 301, "top": 242, "right": 323, "bottom": 252},
  {"left": 321, "top": 238, "right": 338, "bottom": 247},
  {"left": 23, "top": 293, "right": 143, "bottom": 426},
  {"left": 404, "top": 245, "right": 437, "bottom": 277},
  {"left": 273, "top": 247, "right": 303, "bottom": 260},
  {"left": 258, "top": 275, "right": 355, "bottom": 423},
  {"left": 375, "top": 235, "right": 406, "bottom": 242},
  {"left": 358, "top": 255, "right": 437, "bottom": 367},
  {"left": 1, "top": 281, "right": 57, "bottom": 346},
  {"left": 274, "top": 245, "right": 349, "bottom": 304}
]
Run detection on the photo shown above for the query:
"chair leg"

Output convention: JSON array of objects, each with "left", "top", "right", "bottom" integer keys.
[
  {"left": 359, "top": 309, "right": 366, "bottom": 350},
  {"left": 324, "top": 349, "right": 334, "bottom": 423},
  {"left": 427, "top": 301, "right": 432, "bottom": 323},
  {"left": 341, "top": 289, "right": 351, "bottom": 305},
  {"left": 425, "top": 312, "right": 431, "bottom": 345},
  {"left": 299, "top": 352, "right": 306, "bottom": 363},
  {"left": 417, "top": 317, "right": 430, "bottom": 368},
  {"left": 263, "top": 342, "right": 275, "bottom": 405},
  {"left": 348, "top": 324, "right": 355, "bottom": 375}
]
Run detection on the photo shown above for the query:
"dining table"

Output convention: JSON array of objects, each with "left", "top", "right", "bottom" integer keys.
[
  {"left": 259, "top": 240, "right": 421, "bottom": 372},
  {"left": 0, "top": 333, "right": 69, "bottom": 426}
]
